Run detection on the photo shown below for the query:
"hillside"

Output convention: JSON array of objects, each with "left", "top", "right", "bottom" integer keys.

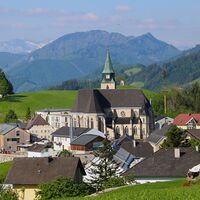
[
  {"left": 58, "top": 180, "right": 200, "bottom": 200},
  {"left": 123, "top": 47, "right": 200, "bottom": 91},
  {"left": 0, "top": 30, "right": 180, "bottom": 92},
  {"left": 0, "top": 90, "right": 77, "bottom": 122}
]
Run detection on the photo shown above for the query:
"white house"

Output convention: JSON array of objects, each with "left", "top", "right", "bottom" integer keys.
[
  {"left": 155, "top": 116, "right": 174, "bottom": 129},
  {"left": 27, "top": 143, "right": 57, "bottom": 157}
]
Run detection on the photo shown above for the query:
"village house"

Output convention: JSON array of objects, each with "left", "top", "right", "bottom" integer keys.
[
  {"left": 173, "top": 114, "right": 200, "bottom": 130},
  {"left": 122, "top": 147, "right": 200, "bottom": 183},
  {"left": 70, "top": 129, "right": 105, "bottom": 153},
  {"left": 25, "top": 114, "right": 55, "bottom": 141},
  {"left": 37, "top": 108, "right": 71, "bottom": 129},
  {"left": 147, "top": 124, "right": 172, "bottom": 152},
  {"left": 52, "top": 127, "right": 92, "bottom": 150},
  {"left": 4, "top": 157, "right": 86, "bottom": 200},
  {"left": 154, "top": 116, "right": 173, "bottom": 129},
  {"left": 185, "top": 129, "right": 200, "bottom": 143},
  {"left": 120, "top": 139, "right": 154, "bottom": 167},
  {"left": 27, "top": 142, "right": 56, "bottom": 157},
  {"left": 0, "top": 123, "right": 30, "bottom": 153},
  {"left": 70, "top": 51, "right": 154, "bottom": 140}
]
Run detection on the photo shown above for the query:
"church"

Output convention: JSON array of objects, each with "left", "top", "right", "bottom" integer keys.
[{"left": 70, "top": 51, "right": 154, "bottom": 139}]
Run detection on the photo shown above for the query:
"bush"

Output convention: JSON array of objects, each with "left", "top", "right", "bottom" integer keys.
[
  {"left": 0, "top": 186, "right": 18, "bottom": 200},
  {"left": 103, "top": 177, "right": 126, "bottom": 189},
  {"left": 36, "top": 177, "right": 90, "bottom": 200}
]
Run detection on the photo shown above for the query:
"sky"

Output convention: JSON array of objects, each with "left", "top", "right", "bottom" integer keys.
[{"left": 0, "top": 0, "right": 200, "bottom": 49}]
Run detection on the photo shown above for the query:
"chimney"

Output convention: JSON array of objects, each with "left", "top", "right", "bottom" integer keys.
[
  {"left": 174, "top": 148, "right": 180, "bottom": 158},
  {"left": 133, "top": 140, "right": 136, "bottom": 148},
  {"left": 196, "top": 146, "right": 199, "bottom": 152}
]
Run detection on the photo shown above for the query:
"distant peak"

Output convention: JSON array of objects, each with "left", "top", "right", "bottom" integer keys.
[{"left": 142, "top": 32, "right": 155, "bottom": 38}]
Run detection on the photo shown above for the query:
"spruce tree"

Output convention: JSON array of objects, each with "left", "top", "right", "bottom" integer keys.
[
  {"left": 25, "top": 107, "right": 31, "bottom": 120},
  {"left": 4, "top": 110, "right": 18, "bottom": 123},
  {"left": 87, "top": 138, "right": 119, "bottom": 191},
  {"left": 0, "top": 69, "right": 13, "bottom": 96}
]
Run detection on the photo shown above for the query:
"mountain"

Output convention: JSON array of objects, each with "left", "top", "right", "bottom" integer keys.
[
  {"left": 0, "top": 39, "right": 48, "bottom": 54},
  {"left": 124, "top": 46, "right": 200, "bottom": 90},
  {"left": 0, "top": 52, "right": 26, "bottom": 71},
  {"left": 1, "top": 30, "right": 181, "bottom": 92}
]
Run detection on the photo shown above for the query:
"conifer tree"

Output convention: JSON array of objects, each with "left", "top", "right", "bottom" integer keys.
[
  {"left": 4, "top": 110, "right": 18, "bottom": 123},
  {"left": 25, "top": 107, "right": 31, "bottom": 120},
  {"left": 87, "top": 138, "right": 119, "bottom": 191},
  {"left": 0, "top": 69, "right": 13, "bottom": 96}
]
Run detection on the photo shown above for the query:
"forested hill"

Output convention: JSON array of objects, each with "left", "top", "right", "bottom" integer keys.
[{"left": 124, "top": 46, "right": 200, "bottom": 91}]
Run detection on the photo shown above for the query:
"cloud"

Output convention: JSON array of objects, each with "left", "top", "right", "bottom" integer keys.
[
  {"left": 116, "top": 5, "right": 131, "bottom": 12},
  {"left": 137, "top": 18, "right": 158, "bottom": 29},
  {"left": 54, "top": 12, "right": 98, "bottom": 27},
  {"left": 25, "top": 8, "right": 50, "bottom": 16}
]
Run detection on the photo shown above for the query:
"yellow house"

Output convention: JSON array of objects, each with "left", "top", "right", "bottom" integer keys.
[{"left": 4, "top": 157, "right": 86, "bottom": 200}]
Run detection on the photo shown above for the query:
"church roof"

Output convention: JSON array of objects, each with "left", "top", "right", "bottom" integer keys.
[
  {"left": 102, "top": 50, "right": 115, "bottom": 74},
  {"left": 72, "top": 89, "right": 151, "bottom": 114}
]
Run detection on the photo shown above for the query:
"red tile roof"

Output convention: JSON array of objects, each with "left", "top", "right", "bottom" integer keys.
[
  {"left": 26, "top": 115, "right": 49, "bottom": 130},
  {"left": 173, "top": 114, "right": 200, "bottom": 125}
]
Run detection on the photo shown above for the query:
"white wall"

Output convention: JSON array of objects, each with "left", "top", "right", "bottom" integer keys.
[
  {"left": 135, "top": 177, "right": 178, "bottom": 184},
  {"left": 53, "top": 136, "right": 71, "bottom": 151}
]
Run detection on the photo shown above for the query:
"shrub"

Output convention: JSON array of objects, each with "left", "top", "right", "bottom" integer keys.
[
  {"left": 0, "top": 186, "right": 18, "bottom": 200},
  {"left": 36, "top": 177, "right": 90, "bottom": 200},
  {"left": 103, "top": 177, "right": 126, "bottom": 189}
]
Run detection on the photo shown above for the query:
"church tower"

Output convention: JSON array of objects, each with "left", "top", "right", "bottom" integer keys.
[{"left": 101, "top": 50, "right": 116, "bottom": 89}]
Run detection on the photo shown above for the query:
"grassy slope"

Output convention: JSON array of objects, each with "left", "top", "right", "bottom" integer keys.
[
  {"left": 0, "top": 90, "right": 77, "bottom": 122},
  {"left": 124, "top": 66, "right": 142, "bottom": 76},
  {"left": 0, "top": 161, "right": 12, "bottom": 183},
  {"left": 60, "top": 180, "right": 200, "bottom": 200}
]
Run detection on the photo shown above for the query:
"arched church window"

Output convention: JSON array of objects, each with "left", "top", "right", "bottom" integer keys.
[
  {"left": 77, "top": 116, "right": 80, "bottom": 127},
  {"left": 91, "top": 118, "right": 94, "bottom": 128},
  {"left": 98, "top": 117, "right": 104, "bottom": 132},
  {"left": 73, "top": 119, "right": 77, "bottom": 127},
  {"left": 133, "top": 126, "right": 137, "bottom": 135},
  {"left": 116, "top": 126, "right": 120, "bottom": 134},
  {"left": 125, "top": 126, "right": 129, "bottom": 134}
]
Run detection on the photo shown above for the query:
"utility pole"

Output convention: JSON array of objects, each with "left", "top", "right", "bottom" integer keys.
[{"left": 164, "top": 93, "right": 167, "bottom": 114}]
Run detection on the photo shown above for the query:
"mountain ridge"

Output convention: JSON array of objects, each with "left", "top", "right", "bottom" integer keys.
[{"left": 0, "top": 30, "right": 181, "bottom": 92}]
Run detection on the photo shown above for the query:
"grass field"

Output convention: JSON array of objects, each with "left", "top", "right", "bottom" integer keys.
[
  {"left": 0, "top": 90, "right": 77, "bottom": 122},
  {"left": 124, "top": 66, "right": 142, "bottom": 76},
  {"left": 0, "top": 161, "right": 12, "bottom": 183},
  {"left": 0, "top": 88, "right": 158, "bottom": 123},
  {"left": 58, "top": 180, "right": 200, "bottom": 200}
]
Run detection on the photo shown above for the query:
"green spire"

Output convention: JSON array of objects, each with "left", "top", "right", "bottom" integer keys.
[{"left": 102, "top": 50, "right": 114, "bottom": 74}]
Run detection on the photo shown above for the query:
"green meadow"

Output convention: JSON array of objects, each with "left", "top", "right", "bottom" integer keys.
[
  {"left": 0, "top": 161, "right": 12, "bottom": 183},
  {"left": 59, "top": 180, "right": 200, "bottom": 200},
  {"left": 0, "top": 90, "right": 77, "bottom": 122}
]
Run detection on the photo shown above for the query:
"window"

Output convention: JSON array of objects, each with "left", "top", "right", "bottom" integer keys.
[
  {"left": 187, "top": 120, "right": 196, "bottom": 129},
  {"left": 16, "top": 131, "right": 20, "bottom": 137},
  {"left": 91, "top": 118, "right": 94, "bottom": 128},
  {"left": 133, "top": 126, "right": 137, "bottom": 135},
  {"left": 125, "top": 126, "right": 129, "bottom": 134},
  {"left": 121, "top": 111, "right": 126, "bottom": 117},
  {"left": 106, "top": 74, "right": 110, "bottom": 79},
  {"left": 116, "top": 126, "right": 120, "bottom": 134}
]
